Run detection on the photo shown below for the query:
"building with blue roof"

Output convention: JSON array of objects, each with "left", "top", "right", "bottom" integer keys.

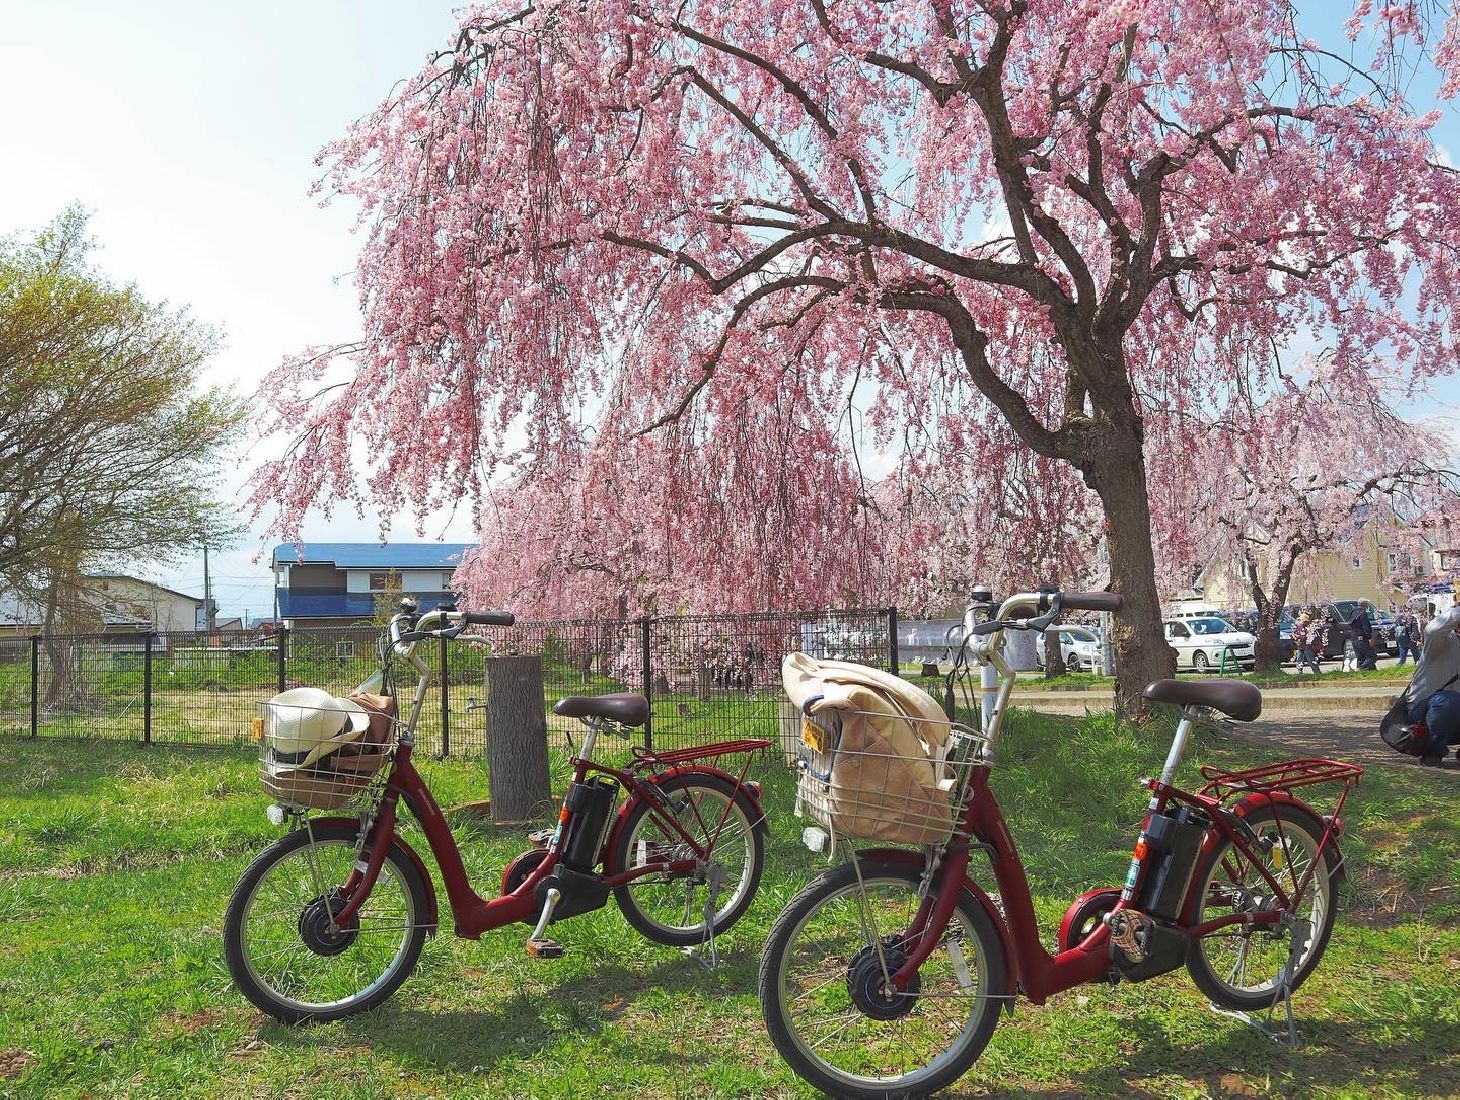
[{"left": 271, "top": 542, "right": 475, "bottom": 628}]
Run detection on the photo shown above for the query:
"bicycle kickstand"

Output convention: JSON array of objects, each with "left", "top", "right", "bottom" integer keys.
[
  {"left": 684, "top": 862, "right": 724, "bottom": 970},
  {"left": 525, "top": 887, "right": 565, "bottom": 959},
  {"left": 1267, "top": 916, "right": 1312, "bottom": 1049}
]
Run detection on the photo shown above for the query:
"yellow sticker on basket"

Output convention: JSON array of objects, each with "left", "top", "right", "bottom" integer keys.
[
  {"left": 801, "top": 719, "right": 828, "bottom": 753},
  {"left": 252, "top": 716, "right": 265, "bottom": 742}
]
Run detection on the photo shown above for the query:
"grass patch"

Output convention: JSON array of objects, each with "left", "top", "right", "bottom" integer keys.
[{"left": 0, "top": 716, "right": 1455, "bottom": 1097}]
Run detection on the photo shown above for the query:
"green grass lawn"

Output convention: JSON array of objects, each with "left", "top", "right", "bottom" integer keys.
[{"left": 1, "top": 711, "right": 1456, "bottom": 1098}]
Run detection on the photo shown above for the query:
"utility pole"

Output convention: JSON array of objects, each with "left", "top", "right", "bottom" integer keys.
[{"left": 202, "top": 543, "right": 217, "bottom": 633}]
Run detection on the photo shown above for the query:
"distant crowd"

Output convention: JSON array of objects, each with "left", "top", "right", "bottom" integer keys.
[{"left": 1225, "top": 599, "right": 1443, "bottom": 673}]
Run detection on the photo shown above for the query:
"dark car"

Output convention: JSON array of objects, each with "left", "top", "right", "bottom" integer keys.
[
  {"left": 1233, "top": 609, "right": 1297, "bottom": 664},
  {"left": 1329, "top": 600, "right": 1396, "bottom": 656},
  {"left": 1286, "top": 601, "right": 1391, "bottom": 660},
  {"left": 1367, "top": 609, "right": 1399, "bottom": 655}
]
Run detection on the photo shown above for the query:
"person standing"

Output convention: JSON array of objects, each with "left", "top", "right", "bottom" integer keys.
[
  {"left": 1348, "top": 599, "right": 1379, "bottom": 671},
  {"left": 1403, "top": 604, "right": 1460, "bottom": 765},
  {"left": 1394, "top": 608, "right": 1419, "bottom": 666},
  {"left": 1292, "top": 611, "right": 1322, "bottom": 675}
]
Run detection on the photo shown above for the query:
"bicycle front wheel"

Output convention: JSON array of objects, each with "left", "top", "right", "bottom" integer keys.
[
  {"left": 609, "top": 772, "right": 765, "bottom": 947},
  {"left": 759, "top": 859, "right": 1006, "bottom": 1099},
  {"left": 1186, "top": 804, "right": 1339, "bottom": 1011},
  {"left": 224, "top": 820, "right": 431, "bottom": 1023}
]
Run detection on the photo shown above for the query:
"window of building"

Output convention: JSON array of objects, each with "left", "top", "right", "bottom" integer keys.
[
  {"left": 1350, "top": 555, "right": 1363, "bottom": 571},
  {"left": 368, "top": 572, "right": 398, "bottom": 592},
  {"left": 1387, "top": 551, "right": 1399, "bottom": 573}
]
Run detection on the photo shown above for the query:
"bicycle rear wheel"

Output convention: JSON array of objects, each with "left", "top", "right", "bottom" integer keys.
[
  {"left": 759, "top": 859, "right": 1006, "bottom": 1099},
  {"left": 1185, "top": 804, "right": 1338, "bottom": 1011},
  {"left": 224, "top": 820, "right": 431, "bottom": 1023},
  {"left": 609, "top": 772, "right": 764, "bottom": 947}
]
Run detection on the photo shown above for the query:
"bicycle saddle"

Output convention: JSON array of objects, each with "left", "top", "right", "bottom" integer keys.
[
  {"left": 1141, "top": 678, "right": 1262, "bottom": 722},
  {"left": 552, "top": 693, "right": 650, "bottom": 727}
]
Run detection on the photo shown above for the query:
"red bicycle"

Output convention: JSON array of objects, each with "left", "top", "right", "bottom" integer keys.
[
  {"left": 759, "top": 587, "right": 1360, "bottom": 1099},
  {"left": 224, "top": 601, "right": 769, "bottom": 1023}
]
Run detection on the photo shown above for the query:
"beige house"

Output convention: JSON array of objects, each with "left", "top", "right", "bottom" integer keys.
[
  {"left": 0, "top": 573, "right": 203, "bottom": 638},
  {"left": 1193, "top": 526, "right": 1438, "bottom": 615}
]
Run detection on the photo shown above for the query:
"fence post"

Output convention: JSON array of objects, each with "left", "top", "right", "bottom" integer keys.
[
  {"left": 29, "top": 635, "right": 39, "bottom": 739},
  {"left": 276, "top": 627, "right": 288, "bottom": 693},
  {"left": 639, "top": 615, "right": 653, "bottom": 751},
  {"left": 142, "top": 634, "right": 153, "bottom": 746},
  {"left": 886, "top": 607, "right": 899, "bottom": 674},
  {"left": 439, "top": 632, "right": 451, "bottom": 759}
]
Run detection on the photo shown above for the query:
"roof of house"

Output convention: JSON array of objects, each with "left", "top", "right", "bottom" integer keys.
[
  {"left": 271, "top": 543, "right": 475, "bottom": 570},
  {"left": 89, "top": 572, "right": 203, "bottom": 604}
]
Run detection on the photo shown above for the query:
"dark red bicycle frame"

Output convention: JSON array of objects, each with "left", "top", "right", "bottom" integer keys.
[
  {"left": 320, "top": 735, "right": 769, "bottom": 939},
  {"left": 874, "top": 756, "right": 1359, "bottom": 1005}
]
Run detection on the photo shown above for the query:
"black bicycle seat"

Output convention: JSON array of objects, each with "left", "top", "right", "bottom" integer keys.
[
  {"left": 552, "top": 693, "right": 650, "bottom": 727},
  {"left": 1142, "top": 678, "right": 1262, "bottom": 722}
]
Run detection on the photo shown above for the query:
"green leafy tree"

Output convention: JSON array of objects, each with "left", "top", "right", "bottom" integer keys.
[{"left": 0, "top": 208, "right": 243, "bottom": 704}]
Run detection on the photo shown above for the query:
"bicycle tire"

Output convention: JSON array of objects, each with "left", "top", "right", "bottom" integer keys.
[
  {"left": 609, "top": 772, "right": 765, "bottom": 947},
  {"left": 1185, "top": 803, "right": 1339, "bottom": 1011},
  {"left": 759, "top": 859, "right": 1006, "bottom": 1099},
  {"left": 224, "top": 820, "right": 431, "bottom": 1023}
]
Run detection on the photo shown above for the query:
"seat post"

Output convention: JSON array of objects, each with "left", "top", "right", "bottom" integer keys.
[{"left": 1151, "top": 706, "right": 1200, "bottom": 805}]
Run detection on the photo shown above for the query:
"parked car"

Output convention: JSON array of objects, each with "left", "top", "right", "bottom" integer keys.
[
  {"left": 1233, "top": 608, "right": 1297, "bottom": 664},
  {"left": 1035, "top": 625, "right": 1107, "bottom": 675},
  {"left": 1367, "top": 608, "right": 1398, "bottom": 655},
  {"left": 1162, "top": 616, "right": 1256, "bottom": 672},
  {"left": 1289, "top": 601, "right": 1393, "bottom": 659}
]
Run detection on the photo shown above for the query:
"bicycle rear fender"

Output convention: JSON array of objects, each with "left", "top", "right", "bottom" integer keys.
[
  {"left": 856, "top": 846, "right": 1020, "bottom": 1011},
  {"left": 603, "top": 765, "right": 768, "bottom": 867},
  {"left": 1181, "top": 794, "right": 1345, "bottom": 924},
  {"left": 1227, "top": 790, "right": 1348, "bottom": 890},
  {"left": 308, "top": 815, "right": 440, "bottom": 930}
]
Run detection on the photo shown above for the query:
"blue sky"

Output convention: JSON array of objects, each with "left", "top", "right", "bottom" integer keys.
[
  {"left": 2, "top": 2, "right": 1457, "bottom": 619},
  {"left": 0, "top": 2, "right": 469, "bottom": 619}
]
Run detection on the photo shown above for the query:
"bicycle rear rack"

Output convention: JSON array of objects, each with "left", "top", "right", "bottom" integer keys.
[
  {"left": 1197, "top": 758, "right": 1363, "bottom": 804},
  {"left": 630, "top": 738, "right": 771, "bottom": 767}
]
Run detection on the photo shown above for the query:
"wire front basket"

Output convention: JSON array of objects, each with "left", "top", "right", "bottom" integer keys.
[
  {"left": 257, "top": 696, "right": 397, "bottom": 812},
  {"left": 794, "top": 709, "right": 988, "bottom": 848}
]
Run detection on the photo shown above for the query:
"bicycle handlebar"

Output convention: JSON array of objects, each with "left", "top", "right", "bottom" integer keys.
[
  {"left": 390, "top": 607, "right": 515, "bottom": 648},
  {"left": 1059, "top": 591, "right": 1122, "bottom": 613}
]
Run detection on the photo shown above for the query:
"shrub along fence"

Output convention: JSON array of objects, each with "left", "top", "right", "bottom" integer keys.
[{"left": 0, "top": 608, "right": 898, "bottom": 757}]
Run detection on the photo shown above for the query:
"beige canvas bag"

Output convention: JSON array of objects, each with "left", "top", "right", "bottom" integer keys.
[{"left": 782, "top": 653, "right": 955, "bottom": 845}]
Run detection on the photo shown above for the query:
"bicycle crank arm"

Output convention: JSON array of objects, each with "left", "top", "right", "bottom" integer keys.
[{"left": 525, "top": 887, "right": 566, "bottom": 958}]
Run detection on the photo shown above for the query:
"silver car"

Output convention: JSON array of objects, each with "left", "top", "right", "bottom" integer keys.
[{"left": 1036, "top": 625, "right": 1107, "bottom": 674}]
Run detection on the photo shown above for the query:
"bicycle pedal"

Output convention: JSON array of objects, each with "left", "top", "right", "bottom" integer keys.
[
  {"left": 525, "top": 938, "right": 565, "bottom": 959},
  {"left": 527, "top": 828, "right": 553, "bottom": 849}
]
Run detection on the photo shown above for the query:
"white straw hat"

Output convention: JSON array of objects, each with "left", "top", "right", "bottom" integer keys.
[{"left": 265, "top": 686, "right": 371, "bottom": 768}]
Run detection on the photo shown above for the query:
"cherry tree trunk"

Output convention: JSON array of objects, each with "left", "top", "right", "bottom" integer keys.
[
  {"left": 1084, "top": 443, "right": 1176, "bottom": 715},
  {"left": 484, "top": 655, "right": 552, "bottom": 824},
  {"left": 1252, "top": 629, "right": 1282, "bottom": 672}
]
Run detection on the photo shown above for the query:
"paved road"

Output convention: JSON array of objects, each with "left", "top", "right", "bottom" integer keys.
[
  {"left": 1233, "top": 711, "right": 1459, "bottom": 777},
  {"left": 1015, "top": 694, "right": 1460, "bottom": 779}
]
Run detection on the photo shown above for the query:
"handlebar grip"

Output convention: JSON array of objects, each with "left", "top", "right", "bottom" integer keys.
[
  {"left": 1060, "top": 591, "right": 1123, "bottom": 612},
  {"left": 463, "top": 610, "right": 515, "bottom": 627}
]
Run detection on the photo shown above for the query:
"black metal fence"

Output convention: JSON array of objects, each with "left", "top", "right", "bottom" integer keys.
[{"left": 1, "top": 608, "right": 896, "bottom": 756}]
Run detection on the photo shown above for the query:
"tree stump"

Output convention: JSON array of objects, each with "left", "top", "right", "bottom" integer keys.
[
  {"left": 778, "top": 695, "right": 803, "bottom": 763},
  {"left": 484, "top": 655, "right": 552, "bottom": 825}
]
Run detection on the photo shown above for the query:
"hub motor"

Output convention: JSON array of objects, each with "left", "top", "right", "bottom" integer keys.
[
  {"left": 846, "top": 941, "right": 922, "bottom": 1021},
  {"left": 297, "top": 889, "right": 360, "bottom": 956}
]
